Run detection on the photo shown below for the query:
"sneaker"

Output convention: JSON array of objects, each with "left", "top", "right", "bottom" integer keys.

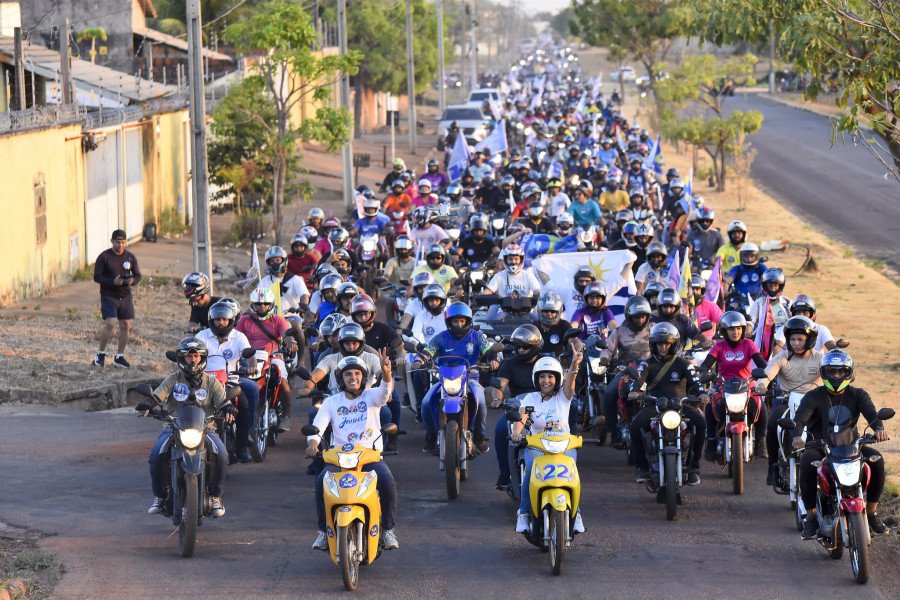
[
  {"left": 422, "top": 434, "right": 437, "bottom": 454},
  {"left": 112, "top": 354, "right": 130, "bottom": 368},
  {"left": 635, "top": 469, "right": 650, "bottom": 484},
  {"left": 495, "top": 474, "right": 511, "bottom": 491},
  {"left": 474, "top": 435, "right": 490, "bottom": 454},
  {"left": 801, "top": 515, "right": 819, "bottom": 540},
  {"left": 210, "top": 496, "right": 225, "bottom": 518},
  {"left": 312, "top": 531, "right": 328, "bottom": 551},
  {"left": 703, "top": 442, "right": 717, "bottom": 462},
  {"left": 766, "top": 465, "right": 778, "bottom": 487},
  {"left": 237, "top": 449, "right": 253, "bottom": 464},
  {"left": 573, "top": 512, "right": 585, "bottom": 534},
  {"left": 92, "top": 352, "right": 106, "bottom": 367},
  {"left": 381, "top": 529, "right": 399, "bottom": 550},
  {"left": 868, "top": 511, "right": 888, "bottom": 535},
  {"left": 277, "top": 415, "right": 293, "bottom": 433},
  {"left": 516, "top": 512, "right": 530, "bottom": 533},
  {"left": 147, "top": 497, "right": 165, "bottom": 515},
  {"left": 686, "top": 471, "right": 701, "bottom": 486}
]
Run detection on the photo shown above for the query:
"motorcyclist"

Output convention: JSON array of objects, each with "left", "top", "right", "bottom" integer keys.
[
  {"left": 775, "top": 294, "right": 838, "bottom": 352},
  {"left": 661, "top": 177, "right": 685, "bottom": 219},
  {"left": 483, "top": 244, "right": 542, "bottom": 298},
  {"left": 409, "top": 207, "right": 450, "bottom": 254},
  {"left": 306, "top": 353, "right": 399, "bottom": 551},
  {"left": 690, "top": 275, "right": 723, "bottom": 342},
  {"left": 623, "top": 156, "right": 649, "bottom": 190},
  {"left": 605, "top": 209, "right": 631, "bottom": 248},
  {"left": 793, "top": 350, "right": 889, "bottom": 538},
  {"left": 313, "top": 217, "right": 341, "bottom": 257},
  {"left": 413, "top": 303, "right": 497, "bottom": 454},
  {"left": 182, "top": 272, "right": 220, "bottom": 333},
  {"left": 287, "top": 234, "right": 322, "bottom": 285},
  {"left": 597, "top": 136, "right": 618, "bottom": 166},
  {"left": 568, "top": 185, "right": 602, "bottom": 229},
  {"left": 406, "top": 284, "right": 449, "bottom": 418},
  {"left": 653, "top": 288, "right": 705, "bottom": 348},
  {"left": 380, "top": 157, "right": 406, "bottom": 192},
  {"left": 600, "top": 173, "right": 630, "bottom": 214},
  {"left": 456, "top": 216, "right": 500, "bottom": 265},
  {"left": 511, "top": 354, "right": 586, "bottom": 534},
  {"left": 334, "top": 281, "right": 360, "bottom": 318},
  {"left": 446, "top": 181, "right": 475, "bottom": 215},
  {"left": 628, "top": 323, "right": 708, "bottom": 485},
  {"left": 542, "top": 178, "right": 571, "bottom": 219},
  {"left": 196, "top": 300, "right": 259, "bottom": 464},
  {"left": 556, "top": 212, "right": 576, "bottom": 237},
  {"left": 468, "top": 150, "right": 493, "bottom": 181},
  {"left": 312, "top": 273, "right": 342, "bottom": 326},
  {"left": 143, "top": 337, "right": 231, "bottom": 518},
  {"left": 382, "top": 235, "right": 416, "bottom": 286},
  {"left": 412, "top": 179, "right": 438, "bottom": 209},
  {"left": 716, "top": 220, "right": 747, "bottom": 271},
  {"left": 306, "top": 207, "right": 326, "bottom": 233},
  {"left": 748, "top": 268, "right": 792, "bottom": 359},
  {"left": 630, "top": 222, "right": 654, "bottom": 273},
  {"left": 570, "top": 282, "right": 617, "bottom": 340},
  {"left": 753, "top": 316, "right": 824, "bottom": 485},
  {"left": 422, "top": 158, "right": 450, "bottom": 192},
  {"left": 685, "top": 207, "right": 724, "bottom": 264},
  {"left": 353, "top": 196, "right": 392, "bottom": 237},
  {"left": 724, "top": 242, "right": 768, "bottom": 297},
  {"left": 609, "top": 221, "right": 638, "bottom": 252},
  {"left": 534, "top": 291, "right": 577, "bottom": 356},
  {"left": 260, "top": 245, "right": 309, "bottom": 361},
  {"left": 411, "top": 244, "right": 459, "bottom": 292},
  {"left": 398, "top": 271, "right": 435, "bottom": 333},
  {"left": 384, "top": 179, "right": 413, "bottom": 217},
  {"left": 474, "top": 172, "right": 507, "bottom": 214},
  {"left": 643, "top": 281, "right": 664, "bottom": 312},
  {"left": 635, "top": 241, "right": 667, "bottom": 294}
]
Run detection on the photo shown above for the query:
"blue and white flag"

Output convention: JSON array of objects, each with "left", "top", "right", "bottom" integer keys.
[
  {"left": 488, "top": 95, "right": 503, "bottom": 121},
  {"left": 591, "top": 74, "right": 603, "bottom": 99},
  {"left": 684, "top": 167, "right": 693, "bottom": 200},
  {"left": 447, "top": 132, "right": 471, "bottom": 181},
  {"left": 475, "top": 122, "right": 508, "bottom": 157},
  {"left": 520, "top": 233, "right": 579, "bottom": 261},
  {"left": 644, "top": 133, "right": 663, "bottom": 174}
]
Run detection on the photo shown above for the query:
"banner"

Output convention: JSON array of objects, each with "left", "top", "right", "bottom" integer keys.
[
  {"left": 591, "top": 74, "right": 603, "bottom": 99},
  {"left": 666, "top": 249, "right": 681, "bottom": 291},
  {"left": 447, "top": 132, "right": 471, "bottom": 181},
  {"left": 488, "top": 95, "right": 503, "bottom": 121}
]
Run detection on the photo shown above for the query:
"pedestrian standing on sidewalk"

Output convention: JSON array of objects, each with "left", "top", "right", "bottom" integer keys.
[{"left": 92, "top": 229, "right": 141, "bottom": 368}]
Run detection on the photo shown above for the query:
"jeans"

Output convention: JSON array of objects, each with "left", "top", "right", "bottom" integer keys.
[
  {"left": 315, "top": 461, "right": 397, "bottom": 531},
  {"left": 766, "top": 404, "right": 789, "bottom": 466},
  {"left": 603, "top": 372, "right": 625, "bottom": 438},
  {"left": 149, "top": 428, "right": 227, "bottom": 498},
  {"left": 236, "top": 377, "right": 260, "bottom": 453},
  {"left": 629, "top": 405, "right": 705, "bottom": 472},
  {"left": 421, "top": 380, "right": 487, "bottom": 438},
  {"left": 519, "top": 447, "right": 578, "bottom": 514}
]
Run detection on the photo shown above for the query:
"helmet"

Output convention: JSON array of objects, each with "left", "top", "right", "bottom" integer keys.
[
  {"left": 338, "top": 322, "right": 366, "bottom": 357},
  {"left": 628, "top": 185, "right": 645, "bottom": 198},
  {"left": 390, "top": 179, "right": 405, "bottom": 192},
  {"left": 719, "top": 311, "right": 748, "bottom": 339},
  {"left": 319, "top": 312, "right": 350, "bottom": 337},
  {"left": 315, "top": 263, "right": 338, "bottom": 283},
  {"left": 208, "top": 300, "right": 239, "bottom": 337},
  {"left": 527, "top": 200, "right": 545, "bottom": 219},
  {"left": 761, "top": 268, "right": 785, "bottom": 297},
  {"left": 217, "top": 297, "right": 242, "bottom": 316},
  {"left": 646, "top": 241, "right": 667, "bottom": 268},
  {"left": 444, "top": 302, "right": 473, "bottom": 338},
  {"left": 820, "top": 350, "right": 853, "bottom": 394},
  {"left": 727, "top": 220, "right": 747, "bottom": 245},
  {"left": 392, "top": 158, "right": 405, "bottom": 172},
  {"left": 363, "top": 197, "right": 380, "bottom": 215},
  {"left": 547, "top": 177, "right": 562, "bottom": 189},
  {"left": 425, "top": 244, "right": 445, "bottom": 269},
  {"left": 658, "top": 288, "right": 681, "bottom": 314},
  {"left": 601, "top": 136, "right": 613, "bottom": 146},
  {"left": 649, "top": 322, "right": 681, "bottom": 358},
  {"left": 447, "top": 182, "right": 463, "bottom": 200},
  {"left": 175, "top": 337, "right": 208, "bottom": 381},
  {"left": 249, "top": 286, "right": 276, "bottom": 319},
  {"left": 520, "top": 182, "right": 542, "bottom": 202},
  {"left": 328, "top": 227, "right": 350, "bottom": 248},
  {"left": 573, "top": 266, "right": 596, "bottom": 293},
  {"left": 583, "top": 282, "right": 607, "bottom": 308},
  {"left": 308, "top": 207, "right": 325, "bottom": 222},
  {"left": 336, "top": 282, "right": 360, "bottom": 304},
  {"left": 331, "top": 249, "right": 352, "bottom": 274},
  {"left": 322, "top": 217, "right": 341, "bottom": 231},
  {"left": 509, "top": 323, "right": 544, "bottom": 360},
  {"left": 615, "top": 209, "right": 632, "bottom": 224},
  {"left": 501, "top": 174, "right": 516, "bottom": 190},
  {"left": 265, "top": 246, "right": 289, "bottom": 275},
  {"left": 412, "top": 271, "right": 435, "bottom": 295},
  {"left": 537, "top": 291, "right": 564, "bottom": 327},
  {"left": 335, "top": 355, "right": 370, "bottom": 391},
  {"left": 427, "top": 158, "right": 440, "bottom": 171},
  {"left": 356, "top": 185, "right": 374, "bottom": 200},
  {"left": 783, "top": 316, "right": 818, "bottom": 352},
  {"left": 300, "top": 225, "right": 319, "bottom": 244},
  {"left": 644, "top": 281, "right": 664, "bottom": 306},
  {"left": 625, "top": 295, "right": 652, "bottom": 319},
  {"left": 622, "top": 221, "right": 639, "bottom": 247},
  {"left": 503, "top": 244, "right": 525, "bottom": 274},
  {"left": 350, "top": 293, "right": 377, "bottom": 327},
  {"left": 556, "top": 212, "right": 575, "bottom": 234},
  {"left": 666, "top": 167, "right": 680, "bottom": 179},
  {"left": 394, "top": 235, "right": 414, "bottom": 257},
  {"left": 413, "top": 206, "right": 433, "bottom": 228},
  {"left": 532, "top": 357, "right": 564, "bottom": 393},
  {"left": 400, "top": 170, "right": 413, "bottom": 184},
  {"left": 739, "top": 242, "right": 760, "bottom": 266},
  {"left": 633, "top": 222, "right": 654, "bottom": 247},
  {"left": 181, "top": 272, "right": 210, "bottom": 300},
  {"left": 290, "top": 233, "right": 309, "bottom": 253},
  {"left": 422, "top": 283, "right": 448, "bottom": 316},
  {"left": 319, "top": 274, "right": 343, "bottom": 296},
  {"left": 790, "top": 294, "right": 817, "bottom": 318},
  {"left": 696, "top": 207, "right": 715, "bottom": 230},
  {"left": 690, "top": 274, "right": 707, "bottom": 301},
  {"left": 417, "top": 178, "right": 433, "bottom": 192}
]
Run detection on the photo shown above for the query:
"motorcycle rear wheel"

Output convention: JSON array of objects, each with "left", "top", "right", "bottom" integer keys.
[
  {"left": 179, "top": 473, "right": 199, "bottom": 558},
  {"left": 445, "top": 421, "right": 461, "bottom": 500},
  {"left": 848, "top": 511, "right": 870, "bottom": 584},
  {"left": 732, "top": 433, "right": 744, "bottom": 495},
  {"left": 249, "top": 403, "right": 268, "bottom": 463},
  {"left": 549, "top": 509, "right": 566, "bottom": 576},
  {"left": 664, "top": 453, "right": 678, "bottom": 521},
  {"left": 338, "top": 523, "right": 361, "bottom": 591}
]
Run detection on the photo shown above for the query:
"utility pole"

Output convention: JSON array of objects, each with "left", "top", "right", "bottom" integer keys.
[
  {"left": 337, "top": 0, "right": 354, "bottom": 211},
  {"left": 59, "top": 19, "right": 73, "bottom": 104},
  {"left": 468, "top": 4, "right": 477, "bottom": 91},
  {"left": 405, "top": 0, "right": 417, "bottom": 154},
  {"left": 13, "top": 27, "right": 26, "bottom": 110},
  {"left": 186, "top": 0, "right": 213, "bottom": 281},
  {"left": 768, "top": 20, "right": 776, "bottom": 94},
  {"left": 436, "top": 0, "right": 445, "bottom": 112}
]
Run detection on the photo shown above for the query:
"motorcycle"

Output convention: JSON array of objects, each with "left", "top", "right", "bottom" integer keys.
[
  {"left": 237, "top": 341, "right": 294, "bottom": 457},
  {"left": 716, "top": 377, "right": 760, "bottom": 495},
  {"left": 455, "top": 262, "right": 495, "bottom": 300},
  {"left": 575, "top": 335, "right": 610, "bottom": 445},
  {"left": 507, "top": 407, "right": 583, "bottom": 575},
  {"left": 211, "top": 347, "right": 260, "bottom": 463},
  {"left": 300, "top": 423, "right": 399, "bottom": 591},
  {"left": 135, "top": 382, "right": 239, "bottom": 557},
  {"left": 355, "top": 233, "right": 385, "bottom": 292},
  {"left": 472, "top": 294, "right": 538, "bottom": 341},
  {"left": 779, "top": 406, "right": 895, "bottom": 585}
]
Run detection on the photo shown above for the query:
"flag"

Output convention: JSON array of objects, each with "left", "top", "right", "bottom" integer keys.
[
  {"left": 355, "top": 192, "right": 366, "bottom": 219},
  {"left": 705, "top": 257, "right": 723, "bottom": 304},
  {"left": 644, "top": 134, "right": 663, "bottom": 175},
  {"left": 235, "top": 243, "right": 262, "bottom": 290},
  {"left": 754, "top": 300, "right": 776, "bottom": 359},
  {"left": 573, "top": 93, "right": 586, "bottom": 123},
  {"left": 684, "top": 167, "right": 693, "bottom": 200},
  {"left": 666, "top": 249, "right": 681, "bottom": 291},
  {"left": 270, "top": 278, "right": 283, "bottom": 316},
  {"left": 506, "top": 190, "right": 516, "bottom": 214},
  {"left": 533, "top": 250, "right": 637, "bottom": 324},
  {"left": 447, "top": 133, "right": 470, "bottom": 181},
  {"left": 520, "top": 233, "right": 579, "bottom": 261},
  {"left": 488, "top": 95, "right": 503, "bottom": 121},
  {"left": 679, "top": 247, "right": 692, "bottom": 299},
  {"left": 529, "top": 90, "right": 542, "bottom": 111},
  {"left": 475, "top": 122, "right": 508, "bottom": 157},
  {"left": 591, "top": 74, "right": 603, "bottom": 99},
  {"left": 616, "top": 129, "right": 627, "bottom": 153}
]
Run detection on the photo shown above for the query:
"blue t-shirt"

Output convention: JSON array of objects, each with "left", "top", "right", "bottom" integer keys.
[
  {"left": 315, "top": 301, "right": 337, "bottom": 326},
  {"left": 354, "top": 213, "right": 392, "bottom": 237},
  {"left": 727, "top": 264, "right": 768, "bottom": 296},
  {"left": 422, "top": 329, "right": 494, "bottom": 365},
  {"left": 568, "top": 199, "right": 603, "bottom": 227}
]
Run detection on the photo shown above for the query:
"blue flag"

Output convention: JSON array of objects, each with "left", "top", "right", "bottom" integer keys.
[
  {"left": 644, "top": 133, "right": 663, "bottom": 175},
  {"left": 447, "top": 133, "right": 470, "bottom": 181},
  {"left": 475, "top": 122, "right": 508, "bottom": 157},
  {"left": 521, "top": 233, "right": 579, "bottom": 261}
]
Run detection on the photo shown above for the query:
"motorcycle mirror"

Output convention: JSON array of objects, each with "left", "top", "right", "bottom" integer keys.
[
  {"left": 403, "top": 339, "right": 420, "bottom": 353},
  {"left": 777, "top": 417, "right": 796, "bottom": 430},
  {"left": 699, "top": 321, "right": 714, "bottom": 332},
  {"left": 300, "top": 424, "right": 320, "bottom": 436},
  {"left": 836, "top": 338, "right": 850, "bottom": 349},
  {"left": 877, "top": 407, "right": 896, "bottom": 421},
  {"left": 165, "top": 350, "right": 178, "bottom": 363},
  {"left": 489, "top": 342, "right": 505, "bottom": 354},
  {"left": 241, "top": 347, "right": 257, "bottom": 359},
  {"left": 136, "top": 383, "right": 154, "bottom": 398},
  {"left": 699, "top": 371, "right": 716, "bottom": 384},
  {"left": 295, "top": 366, "right": 312, "bottom": 380},
  {"left": 751, "top": 367, "right": 767, "bottom": 380},
  {"left": 401, "top": 327, "right": 414, "bottom": 337},
  {"left": 759, "top": 256, "right": 768, "bottom": 263},
  {"left": 381, "top": 423, "right": 399, "bottom": 436},
  {"left": 506, "top": 409, "right": 522, "bottom": 422}
]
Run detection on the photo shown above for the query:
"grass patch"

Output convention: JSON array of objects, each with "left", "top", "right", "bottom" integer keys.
[
  {"left": 0, "top": 546, "right": 63, "bottom": 600},
  {"left": 159, "top": 207, "right": 190, "bottom": 238},
  {"left": 224, "top": 210, "right": 267, "bottom": 247},
  {"left": 65, "top": 308, "right": 79, "bottom": 321},
  {"left": 71, "top": 264, "right": 94, "bottom": 282},
  {"left": 842, "top": 246, "right": 854, "bottom": 259},
  {"left": 863, "top": 257, "right": 885, "bottom": 270}
]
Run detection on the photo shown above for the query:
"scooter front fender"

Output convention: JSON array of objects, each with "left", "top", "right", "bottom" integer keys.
[{"left": 540, "top": 488, "right": 571, "bottom": 513}]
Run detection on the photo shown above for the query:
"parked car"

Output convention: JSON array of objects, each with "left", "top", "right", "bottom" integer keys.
[{"left": 610, "top": 66, "right": 636, "bottom": 82}]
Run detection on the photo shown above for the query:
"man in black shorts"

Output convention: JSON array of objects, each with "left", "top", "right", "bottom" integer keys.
[{"left": 92, "top": 229, "right": 141, "bottom": 368}]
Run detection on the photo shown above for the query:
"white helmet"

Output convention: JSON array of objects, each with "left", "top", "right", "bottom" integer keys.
[
  {"left": 532, "top": 357, "right": 564, "bottom": 393},
  {"left": 727, "top": 220, "right": 747, "bottom": 234},
  {"left": 417, "top": 178, "right": 433, "bottom": 190},
  {"left": 336, "top": 355, "right": 370, "bottom": 391}
]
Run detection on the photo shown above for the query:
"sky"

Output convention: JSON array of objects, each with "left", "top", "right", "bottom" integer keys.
[{"left": 521, "top": 0, "right": 571, "bottom": 15}]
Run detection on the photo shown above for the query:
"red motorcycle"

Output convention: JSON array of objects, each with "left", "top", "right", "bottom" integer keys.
[
  {"left": 238, "top": 341, "right": 298, "bottom": 458},
  {"left": 712, "top": 377, "right": 764, "bottom": 495}
]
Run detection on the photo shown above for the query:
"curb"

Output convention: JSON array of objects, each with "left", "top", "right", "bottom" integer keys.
[{"left": 2, "top": 376, "right": 163, "bottom": 411}]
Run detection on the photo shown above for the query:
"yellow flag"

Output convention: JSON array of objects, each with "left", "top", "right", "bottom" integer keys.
[{"left": 270, "top": 279, "right": 283, "bottom": 316}]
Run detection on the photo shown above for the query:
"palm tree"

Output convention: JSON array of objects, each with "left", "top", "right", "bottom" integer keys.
[{"left": 77, "top": 27, "right": 107, "bottom": 64}]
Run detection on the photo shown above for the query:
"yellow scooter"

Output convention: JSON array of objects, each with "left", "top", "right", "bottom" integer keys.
[{"left": 302, "top": 423, "right": 397, "bottom": 591}]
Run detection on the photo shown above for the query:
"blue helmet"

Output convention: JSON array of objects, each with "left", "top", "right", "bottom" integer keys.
[{"left": 444, "top": 302, "right": 473, "bottom": 338}]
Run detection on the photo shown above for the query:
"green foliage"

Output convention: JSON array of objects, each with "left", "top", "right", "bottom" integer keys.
[{"left": 159, "top": 207, "right": 189, "bottom": 237}]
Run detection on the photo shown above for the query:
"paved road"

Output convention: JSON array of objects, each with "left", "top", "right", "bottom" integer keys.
[
  {"left": 728, "top": 93, "right": 900, "bottom": 273},
  {"left": 2, "top": 404, "right": 899, "bottom": 599}
]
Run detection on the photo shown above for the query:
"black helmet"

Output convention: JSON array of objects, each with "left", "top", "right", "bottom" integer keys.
[
  {"left": 649, "top": 322, "right": 681, "bottom": 359},
  {"left": 790, "top": 294, "right": 817, "bottom": 318},
  {"left": 175, "top": 337, "right": 208, "bottom": 382},
  {"left": 510, "top": 324, "right": 543, "bottom": 360},
  {"left": 536, "top": 292, "right": 564, "bottom": 327},
  {"left": 335, "top": 356, "right": 369, "bottom": 392},
  {"left": 208, "top": 300, "right": 239, "bottom": 338},
  {"left": 338, "top": 323, "right": 366, "bottom": 356},
  {"left": 657, "top": 288, "right": 681, "bottom": 317},
  {"left": 469, "top": 216, "right": 488, "bottom": 232},
  {"left": 624, "top": 295, "right": 651, "bottom": 330},
  {"left": 820, "top": 350, "right": 853, "bottom": 394},
  {"left": 783, "top": 316, "right": 818, "bottom": 352},
  {"left": 422, "top": 283, "right": 448, "bottom": 316},
  {"left": 573, "top": 266, "right": 596, "bottom": 294},
  {"left": 643, "top": 281, "right": 664, "bottom": 304},
  {"left": 666, "top": 167, "right": 680, "bottom": 179},
  {"left": 181, "top": 272, "right": 211, "bottom": 300},
  {"left": 761, "top": 268, "right": 786, "bottom": 298},
  {"left": 719, "top": 311, "right": 748, "bottom": 340}
]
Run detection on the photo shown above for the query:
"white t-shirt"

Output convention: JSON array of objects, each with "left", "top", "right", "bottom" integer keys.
[
  {"left": 410, "top": 225, "right": 449, "bottom": 257},
  {"left": 774, "top": 321, "right": 835, "bottom": 353},
  {"left": 309, "top": 383, "right": 392, "bottom": 450},
  {"left": 635, "top": 263, "right": 663, "bottom": 286},
  {"left": 542, "top": 192, "right": 571, "bottom": 218},
  {"left": 314, "top": 350, "right": 383, "bottom": 394},
  {"left": 403, "top": 297, "right": 425, "bottom": 319},
  {"left": 411, "top": 309, "right": 447, "bottom": 344},
  {"left": 486, "top": 268, "right": 542, "bottom": 298},
  {"left": 196, "top": 328, "right": 251, "bottom": 373},
  {"left": 260, "top": 273, "right": 309, "bottom": 313},
  {"left": 309, "top": 290, "right": 323, "bottom": 313},
  {"left": 519, "top": 388, "right": 572, "bottom": 435}
]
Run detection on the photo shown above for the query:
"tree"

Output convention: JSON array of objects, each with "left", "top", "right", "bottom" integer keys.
[
  {"left": 682, "top": 0, "right": 900, "bottom": 182},
  {"left": 223, "top": 0, "right": 361, "bottom": 244},
  {"left": 77, "top": 27, "right": 107, "bottom": 64},
  {"left": 656, "top": 54, "right": 764, "bottom": 191}
]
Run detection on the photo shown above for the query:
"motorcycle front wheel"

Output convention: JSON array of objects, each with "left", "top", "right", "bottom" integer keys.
[
  {"left": 179, "top": 473, "right": 199, "bottom": 558},
  {"left": 732, "top": 433, "right": 744, "bottom": 495},
  {"left": 664, "top": 453, "right": 678, "bottom": 521},
  {"left": 445, "top": 421, "right": 461, "bottom": 499},
  {"left": 848, "top": 511, "right": 870, "bottom": 584},
  {"left": 549, "top": 509, "right": 566, "bottom": 576},
  {"left": 250, "top": 402, "right": 268, "bottom": 462},
  {"left": 337, "top": 523, "right": 361, "bottom": 591}
]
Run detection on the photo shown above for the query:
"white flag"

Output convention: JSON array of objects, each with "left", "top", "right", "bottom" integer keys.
[
  {"left": 475, "top": 122, "right": 508, "bottom": 157},
  {"left": 235, "top": 243, "right": 262, "bottom": 290}
]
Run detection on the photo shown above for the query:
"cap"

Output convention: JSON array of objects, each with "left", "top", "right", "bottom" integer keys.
[{"left": 111, "top": 229, "right": 127, "bottom": 241}]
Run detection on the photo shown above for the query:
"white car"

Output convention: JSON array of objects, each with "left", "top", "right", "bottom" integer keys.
[
  {"left": 466, "top": 88, "right": 500, "bottom": 105},
  {"left": 437, "top": 104, "right": 490, "bottom": 148},
  {"left": 610, "top": 66, "right": 637, "bottom": 82}
]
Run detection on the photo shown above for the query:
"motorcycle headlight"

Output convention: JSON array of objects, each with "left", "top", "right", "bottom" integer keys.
[
  {"left": 725, "top": 393, "right": 748, "bottom": 413},
  {"left": 362, "top": 239, "right": 377, "bottom": 252},
  {"left": 833, "top": 461, "right": 861, "bottom": 486},
  {"left": 324, "top": 472, "right": 340, "bottom": 497},
  {"left": 337, "top": 451, "right": 362, "bottom": 469},
  {"left": 492, "top": 218, "right": 505, "bottom": 230},
  {"left": 443, "top": 376, "right": 463, "bottom": 395},
  {"left": 179, "top": 428, "right": 203, "bottom": 449},
  {"left": 589, "top": 357, "right": 606, "bottom": 376},
  {"left": 540, "top": 438, "right": 570, "bottom": 453},
  {"left": 356, "top": 471, "right": 377, "bottom": 498},
  {"left": 470, "top": 271, "right": 484, "bottom": 282},
  {"left": 660, "top": 411, "right": 681, "bottom": 430}
]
